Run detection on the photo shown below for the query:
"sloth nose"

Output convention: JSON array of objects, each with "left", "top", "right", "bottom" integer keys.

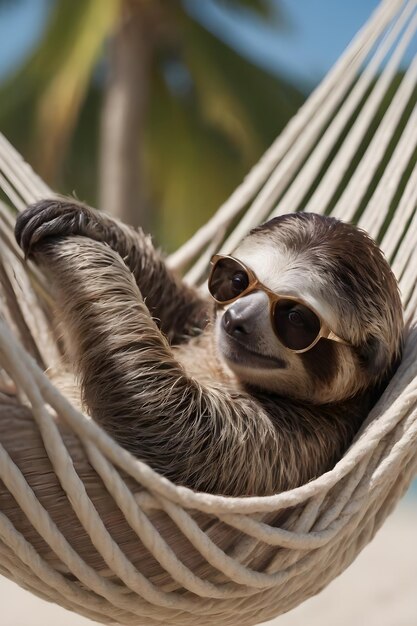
[
  {"left": 222, "top": 291, "right": 268, "bottom": 337},
  {"left": 222, "top": 306, "right": 251, "bottom": 336}
]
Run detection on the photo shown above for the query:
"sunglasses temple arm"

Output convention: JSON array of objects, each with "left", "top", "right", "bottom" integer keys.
[{"left": 327, "top": 330, "right": 350, "bottom": 346}]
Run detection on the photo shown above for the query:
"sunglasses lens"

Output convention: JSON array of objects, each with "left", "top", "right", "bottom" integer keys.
[
  {"left": 209, "top": 258, "right": 250, "bottom": 302},
  {"left": 273, "top": 300, "right": 321, "bottom": 351}
]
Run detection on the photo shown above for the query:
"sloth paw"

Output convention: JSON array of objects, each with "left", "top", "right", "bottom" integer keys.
[{"left": 15, "top": 199, "right": 96, "bottom": 258}]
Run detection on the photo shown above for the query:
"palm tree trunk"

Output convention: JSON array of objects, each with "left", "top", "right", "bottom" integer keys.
[{"left": 99, "top": 3, "right": 151, "bottom": 229}]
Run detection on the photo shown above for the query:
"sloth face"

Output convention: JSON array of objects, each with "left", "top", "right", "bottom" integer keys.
[{"left": 213, "top": 213, "right": 403, "bottom": 404}]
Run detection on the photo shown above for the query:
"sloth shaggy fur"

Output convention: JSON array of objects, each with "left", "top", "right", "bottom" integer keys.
[{"left": 15, "top": 200, "right": 404, "bottom": 496}]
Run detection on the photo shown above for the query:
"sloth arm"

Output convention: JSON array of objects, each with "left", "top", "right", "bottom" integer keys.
[
  {"left": 16, "top": 199, "right": 208, "bottom": 344},
  {"left": 31, "top": 236, "right": 283, "bottom": 496}
]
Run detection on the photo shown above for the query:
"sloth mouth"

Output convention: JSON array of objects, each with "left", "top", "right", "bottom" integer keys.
[{"left": 223, "top": 335, "right": 286, "bottom": 370}]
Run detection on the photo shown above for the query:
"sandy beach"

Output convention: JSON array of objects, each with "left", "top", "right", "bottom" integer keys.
[
  {"left": 1, "top": 496, "right": 416, "bottom": 626},
  {"left": 263, "top": 498, "right": 417, "bottom": 626}
]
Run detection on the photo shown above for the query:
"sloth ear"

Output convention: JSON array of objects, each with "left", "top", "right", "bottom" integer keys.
[{"left": 358, "top": 336, "right": 390, "bottom": 377}]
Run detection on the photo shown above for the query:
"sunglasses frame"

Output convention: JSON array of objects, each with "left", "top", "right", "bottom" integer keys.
[{"left": 209, "top": 254, "right": 350, "bottom": 354}]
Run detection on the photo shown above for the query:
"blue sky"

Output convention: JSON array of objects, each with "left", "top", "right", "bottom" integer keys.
[
  {"left": 186, "top": 0, "right": 387, "bottom": 87},
  {"left": 0, "top": 0, "right": 415, "bottom": 90},
  {"left": 0, "top": 0, "right": 49, "bottom": 80}
]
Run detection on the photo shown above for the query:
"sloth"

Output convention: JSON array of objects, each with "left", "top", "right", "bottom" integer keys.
[{"left": 15, "top": 200, "right": 404, "bottom": 497}]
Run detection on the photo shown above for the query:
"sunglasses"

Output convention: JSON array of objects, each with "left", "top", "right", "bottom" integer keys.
[{"left": 208, "top": 255, "right": 350, "bottom": 354}]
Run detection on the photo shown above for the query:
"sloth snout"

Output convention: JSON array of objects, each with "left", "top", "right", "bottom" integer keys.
[
  {"left": 222, "top": 307, "right": 251, "bottom": 336},
  {"left": 222, "top": 291, "right": 269, "bottom": 338}
]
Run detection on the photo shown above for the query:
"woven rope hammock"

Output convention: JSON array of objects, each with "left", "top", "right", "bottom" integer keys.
[{"left": 0, "top": 0, "right": 416, "bottom": 624}]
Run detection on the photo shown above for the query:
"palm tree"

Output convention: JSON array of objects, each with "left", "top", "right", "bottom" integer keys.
[{"left": 0, "top": 0, "right": 304, "bottom": 249}]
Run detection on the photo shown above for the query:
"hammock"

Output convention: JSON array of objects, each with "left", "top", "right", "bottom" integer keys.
[{"left": 0, "top": 0, "right": 416, "bottom": 623}]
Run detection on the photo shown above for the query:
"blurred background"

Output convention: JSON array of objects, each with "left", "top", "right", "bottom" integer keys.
[
  {"left": 0, "top": 1, "right": 416, "bottom": 624},
  {"left": 3, "top": 0, "right": 415, "bottom": 251}
]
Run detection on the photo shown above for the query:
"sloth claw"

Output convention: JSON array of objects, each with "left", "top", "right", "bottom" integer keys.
[{"left": 15, "top": 200, "right": 88, "bottom": 258}]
